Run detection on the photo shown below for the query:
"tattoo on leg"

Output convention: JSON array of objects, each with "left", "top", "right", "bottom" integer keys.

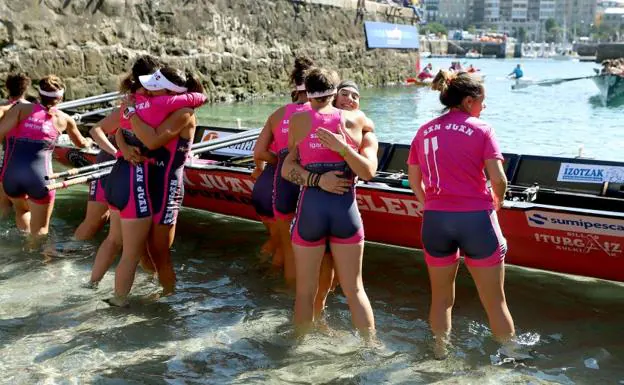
[{"left": 287, "top": 168, "right": 305, "bottom": 185}]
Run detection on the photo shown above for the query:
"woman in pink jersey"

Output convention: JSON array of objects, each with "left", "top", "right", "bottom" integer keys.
[
  {"left": 310, "top": 79, "right": 377, "bottom": 321},
  {"left": 407, "top": 70, "right": 514, "bottom": 359},
  {"left": 0, "top": 73, "right": 32, "bottom": 221},
  {"left": 105, "top": 66, "right": 205, "bottom": 306},
  {"left": 82, "top": 56, "right": 162, "bottom": 289},
  {"left": 282, "top": 68, "right": 378, "bottom": 337},
  {"left": 0, "top": 76, "right": 91, "bottom": 237},
  {"left": 254, "top": 56, "right": 314, "bottom": 285}
]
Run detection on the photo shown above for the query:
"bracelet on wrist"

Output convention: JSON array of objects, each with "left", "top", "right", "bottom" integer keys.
[{"left": 338, "top": 146, "right": 349, "bottom": 158}]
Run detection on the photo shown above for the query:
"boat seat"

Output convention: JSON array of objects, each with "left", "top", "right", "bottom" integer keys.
[
  {"left": 381, "top": 144, "right": 411, "bottom": 174},
  {"left": 602, "top": 182, "right": 624, "bottom": 198},
  {"left": 512, "top": 155, "right": 610, "bottom": 196},
  {"left": 376, "top": 142, "right": 392, "bottom": 171}
]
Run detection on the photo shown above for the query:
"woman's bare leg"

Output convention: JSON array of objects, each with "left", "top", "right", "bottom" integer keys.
[
  {"left": 74, "top": 201, "right": 109, "bottom": 241},
  {"left": 330, "top": 242, "right": 375, "bottom": 337}
]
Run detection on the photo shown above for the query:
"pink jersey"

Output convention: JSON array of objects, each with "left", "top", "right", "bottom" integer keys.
[
  {"left": 119, "top": 92, "right": 206, "bottom": 129},
  {"left": 407, "top": 110, "right": 503, "bottom": 211},
  {"left": 297, "top": 107, "right": 358, "bottom": 167},
  {"left": 14, "top": 104, "right": 60, "bottom": 143},
  {"left": 273, "top": 102, "right": 311, "bottom": 154}
]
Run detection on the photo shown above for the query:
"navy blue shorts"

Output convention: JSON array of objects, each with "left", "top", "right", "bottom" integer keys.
[
  {"left": 422, "top": 210, "right": 506, "bottom": 267},
  {"left": 273, "top": 152, "right": 300, "bottom": 220},
  {"left": 251, "top": 163, "right": 276, "bottom": 221}
]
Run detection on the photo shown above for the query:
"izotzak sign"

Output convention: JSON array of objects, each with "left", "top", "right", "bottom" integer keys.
[{"left": 557, "top": 163, "right": 624, "bottom": 184}]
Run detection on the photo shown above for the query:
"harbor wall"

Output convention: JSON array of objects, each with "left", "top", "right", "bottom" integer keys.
[
  {"left": 596, "top": 43, "right": 624, "bottom": 62},
  {"left": 0, "top": 0, "right": 420, "bottom": 102}
]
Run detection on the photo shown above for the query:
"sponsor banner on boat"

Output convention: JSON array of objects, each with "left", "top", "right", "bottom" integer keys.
[
  {"left": 526, "top": 210, "right": 624, "bottom": 237},
  {"left": 200, "top": 129, "right": 255, "bottom": 157},
  {"left": 356, "top": 190, "right": 423, "bottom": 217},
  {"left": 533, "top": 232, "right": 622, "bottom": 257},
  {"left": 557, "top": 163, "right": 624, "bottom": 184}
]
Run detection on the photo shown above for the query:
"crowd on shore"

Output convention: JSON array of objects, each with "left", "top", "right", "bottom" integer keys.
[{"left": 0, "top": 55, "right": 526, "bottom": 360}]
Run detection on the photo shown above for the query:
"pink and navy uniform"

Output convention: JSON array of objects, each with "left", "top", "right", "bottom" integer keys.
[
  {"left": 272, "top": 102, "right": 311, "bottom": 220},
  {"left": 0, "top": 100, "right": 27, "bottom": 183},
  {"left": 407, "top": 109, "right": 507, "bottom": 267},
  {"left": 291, "top": 107, "right": 364, "bottom": 247},
  {"left": 88, "top": 134, "right": 116, "bottom": 204},
  {"left": 147, "top": 135, "right": 191, "bottom": 225},
  {"left": 2, "top": 104, "right": 60, "bottom": 204},
  {"left": 105, "top": 92, "right": 206, "bottom": 219},
  {"left": 251, "top": 140, "right": 278, "bottom": 221}
]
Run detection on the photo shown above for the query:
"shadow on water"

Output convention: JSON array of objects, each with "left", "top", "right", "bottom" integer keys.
[{"left": 588, "top": 94, "right": 624, "bottom": 109}]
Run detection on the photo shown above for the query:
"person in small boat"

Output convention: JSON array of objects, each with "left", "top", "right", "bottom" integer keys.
[
  {"left": 407, "top": 70, "right": 515, "bottom": 359},
  {"left": 254, "top": 56, "right": 314, "bottom": 286},
  {"left": 508, "top": 64, "right": 523, "bottom": 79},
  {"left": 449, "top": 61, "right": 463, "bottom": 72},
  {"left": 104, "top": 66, "right": 205, "bottom": 306},
  {"left": 0, "top": 73, "right": 32, "bottom": 219},
  {"left": 417, "top": 63, "right": 434, "bottom": 81},
  {"left": 467, "top": 64, "right": 479, "bottom": 73},
  {"left": 0, "top": 75, "right": 91, "bottom": 237},
  {"left": 282, "top": 68, "right": 378, "bottom": 337}
]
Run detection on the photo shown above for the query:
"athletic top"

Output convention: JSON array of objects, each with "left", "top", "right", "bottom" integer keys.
[
  {"left": 407, "top": 109, "right": 503, "bottom": 211},
  {"left": 272, "top": 102, "right": 311, "bottom": 155},
  {"left": 297, "top": 108, "right": 358, "bottom": 171},
  {"left": 119, "top": 92, "right": 206, "bottom": 131},
  {"left": 117, "top": 92, "right": 205, "bottom": 155},
  {"left": 13, "top": 104, "right": 60, "bottom": 143}
]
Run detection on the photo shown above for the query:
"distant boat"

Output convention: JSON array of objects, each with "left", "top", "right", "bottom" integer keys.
[
  {"left": 465, "top": 49, "right": 482, "bottom": 59},
  {"left": 552, "top": 49, "right": 579, "bottom": 61},
  {"left": 593, "top": 74, "right": 624, "bottom": 105}
]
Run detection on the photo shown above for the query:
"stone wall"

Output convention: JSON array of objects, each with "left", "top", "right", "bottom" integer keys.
[{"left": 0, "top": 0, "right": 420, "bottom": 102}]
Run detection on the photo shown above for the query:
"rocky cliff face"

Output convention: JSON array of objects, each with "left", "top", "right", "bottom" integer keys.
[{"left": 0, "top": 0, "right": 419, "bottom": 102}]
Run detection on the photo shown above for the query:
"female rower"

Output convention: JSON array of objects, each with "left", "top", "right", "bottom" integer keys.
[
  {"left": 407, "top": 70, "right": 514, "bottom": 359},
  {"left": 73, "top": 115, "right": 118, "bottom": 240},
  {"left": 0, "top": 75, "right": 91, "bottom": 237},
  {"left": 0, "top": 73, "right": 32, "bottom": 219},
  {"left": 105, "top": 66, "right": 205, "bottom": 306},
  {"left": 251, "top": 139, "right": 282, "bottom": 267},
  {"left": 282, "top": 68, "right": 378, "bottom": 336},
  {"left": 84, "top": 55, "right": 162, "bottom": 288},
  {"left": 255, "top": 56, "right": 314, "bottom": 285},
  {"left": 311, "top": 80, "right": 377, "bottom": 320}
]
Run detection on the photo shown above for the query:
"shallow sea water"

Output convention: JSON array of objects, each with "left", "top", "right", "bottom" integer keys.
[{"left": 1, "top": 189, "right": 623, "bottom": 384}]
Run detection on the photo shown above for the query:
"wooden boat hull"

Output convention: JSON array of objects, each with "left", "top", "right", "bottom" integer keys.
[{"left": 53, "top": 144, "right": 624, "bottom": 283}]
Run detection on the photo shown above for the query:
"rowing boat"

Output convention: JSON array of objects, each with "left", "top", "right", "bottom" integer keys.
[
  {"left": 593, "top": 74, "right": 624, "bottom": 106},
  {"left": 53, "top": 124, "right": 624, "bottom": 283}
]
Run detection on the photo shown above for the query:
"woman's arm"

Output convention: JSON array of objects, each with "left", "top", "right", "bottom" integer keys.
[
  {"left": 115, "top": 129, "right": 144, "bottom": 164},
  {"left": 281, "top": 113, "right": 351, "bottom": 194},
  {"left": 0, "top": 105, "right": 22, "bottom": 142},
  {"left": 485, "top": 159, "right": 507, "bottom": 210},
  {"left": 253, "top": 108, "right": 281, "bottom": 165},
  {"left": 89, "top": 109, "right": 120, "bottom": 156},
  {"left": 408, "top": 165, "right": 426, "bottom": 204},
  {"left": 316, "top": 114, "right": 378, "bottom": 181},
  {"left": 64, "top": 116, "right": 91, "bottom": 148},
  {"left": 129, "top": 108, "right": 195, "bottom": 150}
]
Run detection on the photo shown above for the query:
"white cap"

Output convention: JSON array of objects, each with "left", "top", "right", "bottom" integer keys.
[{"left": 139, "top": 69, "right": 187, "bottom": 93}]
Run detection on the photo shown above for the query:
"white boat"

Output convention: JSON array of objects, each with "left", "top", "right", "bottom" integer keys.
[
  {"left": 593, "top": 74, "right": 624, "bottom": 105},
  {"left": 552, "top": 49, "right": 580, "bottom": 61}
]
